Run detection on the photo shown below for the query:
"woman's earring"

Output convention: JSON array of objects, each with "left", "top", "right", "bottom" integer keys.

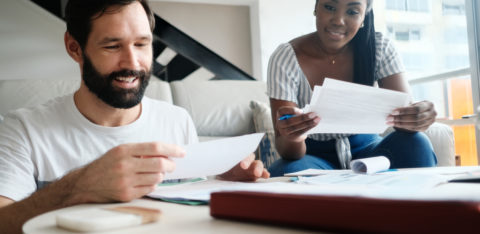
[
  {"left": 360, "top": 22, "right": 364, "bottom": 28},
  {"left": 313, "top": 10, "right": 316, "bottom": 16}
]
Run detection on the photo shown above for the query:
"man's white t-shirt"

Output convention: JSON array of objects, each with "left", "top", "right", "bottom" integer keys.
[{"left": 0, "top": 94, "right": 198, "bottom": 201}]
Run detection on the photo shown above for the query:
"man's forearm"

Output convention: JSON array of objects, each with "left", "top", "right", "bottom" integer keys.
[{"left": 0, "top": 169, "right": 84, "bottom": 234}]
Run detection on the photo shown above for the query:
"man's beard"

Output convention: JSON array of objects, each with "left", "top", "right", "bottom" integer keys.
[{"left": 82, "top": 54, "right": 150, "bottom": 109}]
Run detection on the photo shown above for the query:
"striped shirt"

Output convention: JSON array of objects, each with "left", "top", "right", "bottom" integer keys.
[{"left": 267, "top": 32, "right": 404, "bottom": 169}]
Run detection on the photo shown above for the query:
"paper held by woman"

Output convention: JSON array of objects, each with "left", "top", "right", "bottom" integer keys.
[{"left": 304, "top": 78, "right": 410, "bottom": 134}]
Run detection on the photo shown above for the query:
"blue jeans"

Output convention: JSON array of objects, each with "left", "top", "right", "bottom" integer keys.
[{"left": 268, "top": 131, "right": 437, "bottom": 177}]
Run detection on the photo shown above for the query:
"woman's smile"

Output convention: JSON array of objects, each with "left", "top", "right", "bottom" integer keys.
[{"left": 325, "top": 28, "right": 346, "bottom": 41}]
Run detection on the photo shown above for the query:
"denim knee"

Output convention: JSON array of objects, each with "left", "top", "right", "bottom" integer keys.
[
  {"left": 381, "top": 131, "right": 437, "bottom": 168},
  {"left": 268, "top": 155, "right": 335, "bottom": 177}
]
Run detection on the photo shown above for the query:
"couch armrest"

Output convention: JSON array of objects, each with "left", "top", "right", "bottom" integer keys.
[
  {"left": 424, "top": 122, "right": 455, "bottom": 166},
  {"left": 381, "top": 123, "right": 455, "bottom": 166}
]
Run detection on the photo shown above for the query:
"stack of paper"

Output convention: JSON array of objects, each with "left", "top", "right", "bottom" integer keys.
[{"left": 304, "top": 78, "right": 410, "bottom": 134}]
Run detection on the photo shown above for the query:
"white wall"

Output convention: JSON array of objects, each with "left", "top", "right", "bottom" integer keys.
[
  {"left": 0, "top": 0, "right": 317, "bottom": 82},
  {"left": 256, "top": 0, "right": 316, "bottom": 80},
  {"left": 150, "top": 1, "right": 254, "bottom": 76},
  {"left": 151, "top": 0, "right": 316, "bottom": 81},
  {"left": 0, "top": 0, "right": 79, "bottom": 80}
]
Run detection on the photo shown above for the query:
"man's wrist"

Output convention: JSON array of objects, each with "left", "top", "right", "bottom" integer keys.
[{"left": 42, "top": 168, "right": 88, "bottom": 207}]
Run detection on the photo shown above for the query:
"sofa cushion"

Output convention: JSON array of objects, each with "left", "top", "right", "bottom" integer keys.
[
  {"left": 170, "top": 79, "right": 268, "bottom": 137},
  {"left": 0, "top": 76, "right": 172, "bottom": 116},
  {"left": 144, "top": 78, "right": 173, "bottom": 104},
  {"left": 250, "top": 100, "right": 280, "bottom": 168},
  {"left": 423, "top": 122, "right": 455, "bottom": 166},
  {"left": 0, "top": 78, "right": 79, "bottom": 116}
]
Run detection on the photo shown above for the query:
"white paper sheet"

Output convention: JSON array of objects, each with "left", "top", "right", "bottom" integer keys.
[
  {"left": 163, "top": 133, "right": 264, "bottom": 180},
  {"left": 304, "top": 78, "right": 410, "bottom": 134}
]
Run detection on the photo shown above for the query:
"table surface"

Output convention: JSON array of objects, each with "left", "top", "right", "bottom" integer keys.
[
  {"left": 23, "top": 169, "right": 480, "bottom": 234},
  {"left": 23, "top": 198, "right": 318, "bottom": 234},
  {"left": 23, "top": 177, "right": 316, "bottom": 234}
]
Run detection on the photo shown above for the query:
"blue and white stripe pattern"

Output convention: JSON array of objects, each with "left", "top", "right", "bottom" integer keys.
[{"left": 267, "top": 32, "right": 404, "bottom": 169}]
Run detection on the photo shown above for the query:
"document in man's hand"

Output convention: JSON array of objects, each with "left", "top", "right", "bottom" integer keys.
[
  {"left": 304, "top": 78, "right": 410, "bottom": 134},
  {"left": 163, "top": 133, "right": 264, "bottom": 180}
]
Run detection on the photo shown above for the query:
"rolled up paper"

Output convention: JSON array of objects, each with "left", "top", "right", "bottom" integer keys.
[{"left": 350, "top": 156, "right": 390, "bottom": 174}]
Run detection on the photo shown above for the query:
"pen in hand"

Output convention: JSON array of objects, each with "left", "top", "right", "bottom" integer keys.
[{"left": 278, "top": 114, "right": 295, "bottom": 121}]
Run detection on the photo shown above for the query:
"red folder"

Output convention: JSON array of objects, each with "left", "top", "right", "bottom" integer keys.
[{"left": 210, "top": 191, "right": 480, "bottom": 233}]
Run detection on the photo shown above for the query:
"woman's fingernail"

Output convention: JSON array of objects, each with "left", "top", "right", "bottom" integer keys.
[
  {"left": 391, "top": 111, "right": 399, "bottom": 115},
  {"left": 308, "top": 113, "right": 316, "bottom": 119},
  {"left": 386, "top": 116, "right": 394, "bottom": 121},
  {"left": 386, "top": 121, "right": 394, "bottom": 126},
  {"left": 314, "top": 117, "right": 320, "bottom": 123}
]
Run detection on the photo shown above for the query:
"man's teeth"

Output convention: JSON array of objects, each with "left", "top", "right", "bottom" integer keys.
[{"left": 115, "top": 77, "right": 136, "bottom": 82}]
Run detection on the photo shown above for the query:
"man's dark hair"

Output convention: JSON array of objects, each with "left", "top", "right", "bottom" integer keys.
[{"left": 65, "top": 0, "right": 155, "bottom": 49}]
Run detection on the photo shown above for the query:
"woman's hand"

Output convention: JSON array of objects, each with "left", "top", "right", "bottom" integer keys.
[
  {"left": 275, "top": 106, "right": 320, "bottom": 142},
  {"left": 387, "top": 101, "right": 437, "bottom": 132}
]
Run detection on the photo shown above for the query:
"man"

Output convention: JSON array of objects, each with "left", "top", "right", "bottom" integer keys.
[{"left": 0, "top": 0, "right": 269, "bottom": 232}]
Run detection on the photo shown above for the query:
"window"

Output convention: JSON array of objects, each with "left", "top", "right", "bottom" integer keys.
[
  {"left": 401, "top": 53, "right": 431, "bottom": 71},
  {"left": 389, "top": 26, "right": 422, "bottom": 41},
  {"left": 386, "top": 0, "right": 406, "bottom": 11},
  {"left": 385, "top": 0, "right": 430, "bottom": 12},
  {"left": 409, "top": 29, "right": 421, "bottom": 40},
  {"left": 443, "top": 2, "right": 465, "bottom": 15},
  {"left": 444, "top": 27, "right": 468, "bottom": 44},
  {"left": 407, "top": 0, "right": 429, "bottom": 12},
  {"left": 395, "top": 31, "right": 409, "bottom": 41},
  {"left": 374, "top": 0, "right": 477, "bottom": 166},
  {"left": 445, "top": 55, "right": 470, "bottom": 69}
]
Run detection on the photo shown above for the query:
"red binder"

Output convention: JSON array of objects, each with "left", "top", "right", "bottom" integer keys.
[{"left": 210, "top": 191, "right": 480, "bottom": 233}]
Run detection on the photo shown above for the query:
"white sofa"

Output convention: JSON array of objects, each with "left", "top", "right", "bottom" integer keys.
[{"left": 0, "top": 77, "right": 456, "bottom": 168}]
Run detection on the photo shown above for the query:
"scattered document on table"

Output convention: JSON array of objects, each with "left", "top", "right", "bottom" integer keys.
[
  {"left": 284, "top": 169, "right": 348, "bottom": 177},
  {"left": 150, "top": 167, "right": 480, "bottom": 203},
  {"left": 304, "top": 78, "right": 410, "bottom": 134},
  {"left": 296, "top": 173, "right": 447, "bottom": 194},
  {"left": 163, "top": 133, "right": 264, "bottom": 180}
]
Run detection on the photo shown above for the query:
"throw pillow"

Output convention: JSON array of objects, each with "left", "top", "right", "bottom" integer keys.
[{"left": 249, "top": 100, "right": 280, "bottom": 168}]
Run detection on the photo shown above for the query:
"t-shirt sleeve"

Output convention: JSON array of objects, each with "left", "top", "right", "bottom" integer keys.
[
  {"left": 374, "top": 32, "right": 405, "bottom": 81},
  {"left": 267, "top": 43, "right": 299, "bottom": 103},
  {"left": 0, "top": 114, "right": 37, "bottom": 201}
]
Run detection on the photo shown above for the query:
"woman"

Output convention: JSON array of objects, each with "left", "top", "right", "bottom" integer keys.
[{"left": 267, "top": 0, "right": 437, "bottom": 176}]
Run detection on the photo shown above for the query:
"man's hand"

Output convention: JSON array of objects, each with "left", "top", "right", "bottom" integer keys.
[
  {"left": 0, "top": 142, "right": 185, "bottom": 234},
  {"left": 217, "top": 153, "right": 270, "bottom": 181},
  {"left": 72, "top": 142, "right": 185, "bottom": 203}
]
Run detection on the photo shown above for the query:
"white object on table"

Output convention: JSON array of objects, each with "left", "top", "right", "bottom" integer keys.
[{"left": 350, "top": 156, "right": 391, "bottom": 174}]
